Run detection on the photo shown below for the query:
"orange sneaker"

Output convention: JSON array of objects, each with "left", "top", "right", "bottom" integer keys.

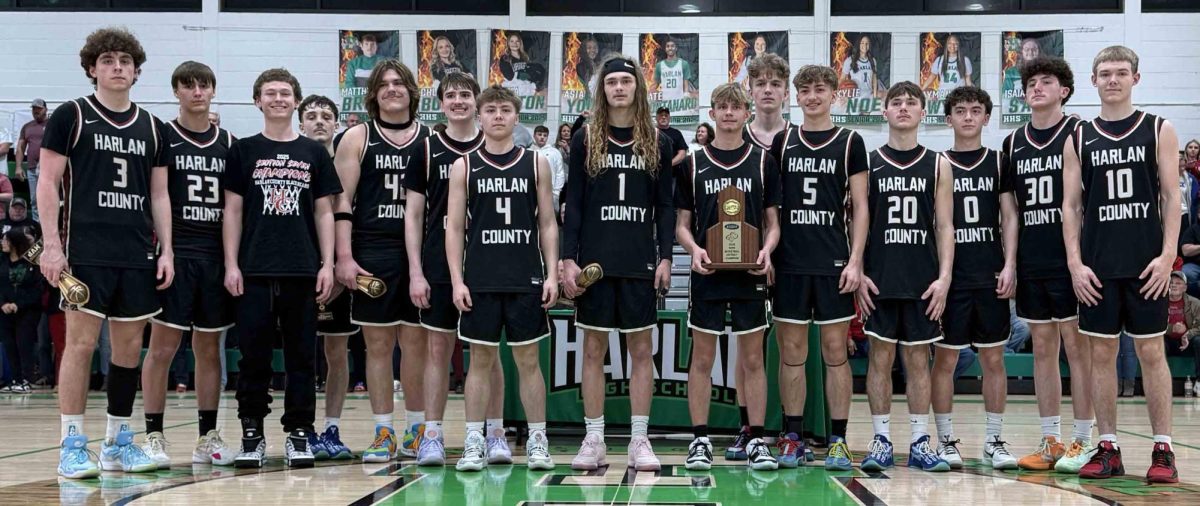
[{"left": 1018, "top": 436, "right": 1065, "bottom": 470}]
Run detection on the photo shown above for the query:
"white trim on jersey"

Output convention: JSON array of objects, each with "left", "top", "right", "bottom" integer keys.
[
  {"left": 1090, "top": 111, "right": 1146, "bottom": 142},
  {"left": 375, "top": 121, "right": 425, "bottom": 151},
  {"left": 69, "top": 100, "right": 83, "bottom": 150},
  {"left": 167, "top": 120, "right": 222, "bottom": 149},
  {"left": 864, "top": 329, "right": 943, "bottom": 346},
  {"left": 1126, "top": 328, "right": 1167, "bottom": 339},
  {"left": 108, "top": 309, "right": 164, "bottom": 322},
  {"left": 150, "top": 317, "right": 191, "bottom": 331},
  {"left": 798, "top": 126, "right": 844, "bottom": 151},
  {"left": 876, "top": 147, "right": 928, "bottom": 170},
  {"left": 82, "top": 96, "right": 143, "bottom": 130},
  {"left": 743, "top": 124, "right": 774, "bottom": 150},
  {"left": 479, "top": 147, "right": 527, "bottom": 170},
  {"left": 1078, "top": 328, "right": 1121, "bottom": 339},
  {"left": 420, "top": 322, "right": 457, "bottom": 333},
  {"left": 700, "top": 144, "right": 753, "bottom": 170},
  {"left": 194, "top": 323, "right": 236, "bottom": 333},
  {"left": 1022, "top": 117, "right": 1072, "bottom": 150},
  {"left": 945, "top": 149, "right": 990, "bottom": 170}
]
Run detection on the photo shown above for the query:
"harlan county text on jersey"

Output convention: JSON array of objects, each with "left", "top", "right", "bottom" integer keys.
[
  {"left": 877, "top": 176, "right": 929, "bottom": 245},
  {"left": 1016, "top": 153, "right": 1064, "bottom": 226},
  {"left": 787, "top": 155, "right": 840, "bottom": 226},
  {"left": 1091, "top": 145, "right": 1153, "bottom": 222},
  {"left": 599, "top": 152, "right": 651, "bottom": 223},
  {"left": 475, "top": 175, "right": 534, "bottom": 245},
  {"left": 95, "top": 133, "right": 149, "bottom": 211}
]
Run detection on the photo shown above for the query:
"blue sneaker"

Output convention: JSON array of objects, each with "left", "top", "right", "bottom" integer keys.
[
  {"left": 825, "top": 436, "right": 854, "bottom": 471},
  {"left": 908, "top": 435, "right": 950, "bottom": 472},
  {"left": 401, "top": 423, "right": 424, "bottom": 458},
  {"left": 321, "top": 425, "right": 353, "bottom": 460},
  {"left": 776, "top": 433, "right": 805, "bottom": 468},
  {"left": 58, "top": 434, "right": 101, "bottom": 479},
  {"left": 860, "top": 434, "right": 894, "bottom": 471},
  {"left": 309, "top": 431, "right": 329, "bottom": 460},
  {"left": 725, "top": 426, "right": 751, "bottom": 460},
  {"left": 99, "top": 431, "right": 158, "bottom": 473},
  {"left": 417, "top": 435, "right": 445, "bottom": 466}
]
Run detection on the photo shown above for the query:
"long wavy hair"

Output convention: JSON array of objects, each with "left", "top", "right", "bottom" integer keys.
[{"left": 585, "top": 55, "right": 660, "bottom": 178}]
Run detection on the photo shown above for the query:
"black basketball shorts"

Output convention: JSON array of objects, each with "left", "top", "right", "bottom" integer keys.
[
  {"left": 317, "top": 290, "right": 358, "bottom": 337},
  {"left": 863, "top": 298, "right": 943, "bottom": 346},
  {"left": 575, "top": 277, "right": 657, "bottom": 334},
  {"left": 1015, "top": 277, "right": 1078, "bottom": 323},
  {"left": 1079, "top": 278, "right": 1169, "bottom": 339},
  {"left": 153, "top": 257, "right": 234, "bottom": 332},
  {"left": 771, "top": 273, "right": 856, "bottom": 325},
  {"left": 420, "top": 283, "right": 459, "bottom": 334},
  {"left": 688, "top": 297, "right": 769, "bottom": 336},
  {"left": 458, "top": 291, "right": 550, "bottom": 347},
  {"left": 350, "top": 256, "right": 420, "bottom": 328},
  {"left": 71, "top": 265, "right": 160, "bottom": 321},
  {"left": 937, "top": 287, "right": 1010, "bottom": 349}
]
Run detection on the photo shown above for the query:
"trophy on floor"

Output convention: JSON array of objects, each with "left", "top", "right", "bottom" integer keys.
[
  {"left": 23, "top": 239, "right": 90, "bottom": 306},
  {"left": 356, "top": 275, "right": 387, "bottom": 298},
  {"left": 703, "top": 186, "right": 761, "bottom": 270}
]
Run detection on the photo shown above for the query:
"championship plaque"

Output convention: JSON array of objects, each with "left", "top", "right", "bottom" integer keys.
[{"left": 703, "top": 186, "right": 760, "bottom": 270}]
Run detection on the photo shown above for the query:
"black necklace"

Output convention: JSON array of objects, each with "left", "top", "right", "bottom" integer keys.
[{"left": 376, "top": 115, "right": 414, "bottom": 131}]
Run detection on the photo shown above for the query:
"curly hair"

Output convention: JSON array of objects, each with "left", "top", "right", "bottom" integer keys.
[
  {"left": 365, "top": 59, "right": 420, "bottom": 121},
  {"left": 79, "top": 27, "right": 146, "bottom": 87},
  {"left": 1019, "top": 56, "right": 1074, "bottom": 105},
  {"left": 585, "top": 55, "right": 660, "bottom": 179},
  {"left": 943, "top": 86, "right": 993, "bottom": 118}
]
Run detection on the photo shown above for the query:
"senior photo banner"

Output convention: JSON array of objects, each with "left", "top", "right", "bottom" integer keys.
[
  {"left": 339, "top": 30, "right": 400, "bottom": 124},
  {"left": 416, "top": 29, "right": 479, "bottom": 123},
  {"left": 918, "top": 32, "right": 982, "bottom": 125},
  {"left": 560, "top": 32, "right": 623, "bottom": 124},
  {"left": 830, "top": 32, "right": 891, "bottom": 124},
  {"left": 728, "top": 31, "right": 790, "bottom": 120},
  {"left": 1001, "top": 30, "right": 1064, "bottom": 124},
  {"left": 640, "top": 33, "right": 700, "bottom": 126},
  {"left": 489, "top": 29, "right": 551, "bottom": 124}
]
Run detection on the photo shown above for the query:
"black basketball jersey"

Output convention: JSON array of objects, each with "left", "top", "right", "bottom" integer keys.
[
  {"left": 947, "top": 148, "right": 1004, "bottom": 289},
  {"left": 351, "top": 122, "right": 429, "bottom": 260},
  {"left": 742, "top": 124, "right": 775, "bottom": 151},
  {"left": 464, "top": 148, "right": 545, "bottom": 293},
  {"left": 165, "top": 121, "right": 232, "bottom": 261},
  {"left": 1003, "top": 116, "right": 1080, "bottom": 279},
  {"left": 62, "top": 97, "right": 161, "bottom": 269},
  {"left": 775, "top": 125, "right": 865, "bottom": 276},
  {"left": 418, "top": 131, "right": 484, "bottom": 284},
  {"left": 576, "top": 126, "right": 662, "bottom": 279},
  {"left": 866, "top": 146, "right": 940, "bottom": 300},
  {"left": 1077, "top": 111, "right": 1164, "bottom": 279}
]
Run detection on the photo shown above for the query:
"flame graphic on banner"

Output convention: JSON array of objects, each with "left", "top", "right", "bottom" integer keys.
[
  {"left": 1003, "top": 32, "right": 1019, "bottom": 71},
  {"left": 728, "top": 32, "right": 748, "bottom": 82},
  {"left": 340, "top": 31, "right": 359, "bottom": 85},
  {"left": 561, "top": 32, "right": 584, "bottom": 92},
  {"left": 831, "top": 32, "right": 853, "bottom": 89},
  {"left": 417, "top": 31, "right": 435, "bottom": 88},
  {"left": 640, "top": 34, "right": 661, "bottom": 88},
  {"left": 488, "top": 30, "right": 508, "bottom": 86},
  {"left": 920, "top": 33, "right": 942, "bottom": 89}
]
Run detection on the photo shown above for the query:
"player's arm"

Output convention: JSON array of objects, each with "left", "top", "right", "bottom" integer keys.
[
  {"left": 560, "top": 131, "right": 587, "bottom": 297},
  {"left": 1144, "top": 119, "right": 1182, "bottom": 299},
  {"left": 315, "top": 194, "right": 336, "bottom": 304},
  {"left": 998, "top": 191, "right": 1019, "bottom": 298},
  {"left": 222, "top": 191, "right": 244, "bottom": 296},
  {"left": 404, "top": 140, "right": 431, "bottom": 308},
  {"left": 674, "top": 158, "right": 711, "bottom": 274},
  {"left": 445, "top": 157, "right": 471, "bottom": 312},
  {"left": 535, "top": 154, "right": 560, "bottom": 308},
  {"left": 753, "top": 154, "right": 782, "bottom": 279},
  {"left": 333, "top": 124, "right": 370, "bottom": 289},
  {"left": 150, "top": 162, "right": 173, "bottom": 289},
  {"left": 653, "top": 137, "right": 677, "bottom": 291},
  {"left": 35, "top": 148, "right": 66, "bottom": 282},
  {"left": 924, "top": 155, "right": 955, "bottom": 320},
  {"left": 845, "top": 133, "right": 871, "bottom": 294},
  {"left": 1062, "top": 130, "right": 1102, "bottom": 305}
]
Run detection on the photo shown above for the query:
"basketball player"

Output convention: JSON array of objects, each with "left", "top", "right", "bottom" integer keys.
[
  {"left": 41, "top": 27, "right": 171, "bottom": 478},
  {"left": 1000, "top": 56, "right": 1095, "bottom": 473},
  {"left": 857, "top": 81, "right": 953, "bottom": 473},
  {"left": 677, "top": 83, "right": 780, "bottom": 472},
  {"left": 404, "top": 73, "right": 510, "bottom": 467},
  {"left": 769, "top": 64, "right": 869, "bottom": 470},
  {"left": 1063, "top": 46, "right": 1180, "bottom": 483},
  {"left": 841, "top": 35, "right": 881, "bottom": 99},
  {"left": 224, "top": 68, "right": 341, "bottom": 468},
  {"left": 446, "top": 85, "right": 559, "bottom": 472},
  {"left": 297, "top": 94, "right": 355, "bottom": 461},
  {"left": 332, "top": 60, "right": 429, "bottom": 462},
  {"left": 141, "top": 61, "right": 236, "bottom": 469},
  {"left": 654, "top": 38, "right": 694, "bottom": 101},
  {"left": 561, "top": 56, "right": 674, "bottom": 472},
  {"left": 930, "top": 86, "right": 1018, "bottom": 470},
  {"left": 921, "top": 34, "right": 974, "bottom": 92}
]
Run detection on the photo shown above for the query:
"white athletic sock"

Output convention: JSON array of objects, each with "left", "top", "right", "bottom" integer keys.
[
  {"left": 372, "top": 413, "right": 393, "bottom": 429},
  {"left": 1153, "top": 435, "right": 1172, "bottom": 445},
  {"left": 106, "top": 414, "right": 130, "bottom": 442},
  {"left": 630, "top": 416, "right": 650, "bottom": 438},
  {"left": 424, "top": 421, "right": 443, "bottom": 440},
  {"left": 910, "top": 414, "right": 929, "bottom": 444},
  {"left": 405, "top": 410, "right": 425, "bottom": 429},
  {"left": 934, "top": 412, "right": 954, "bottom": 442},
  {"left": 1072, "top": 419, "right": 1094, "bottom": 443},
  {"left": 1040, "top": 416, "right": 1062, "bottom": 439},
  {"left": 486, "top": 418, "right": 505, "bottom": 439},
  {"left": 466, "top": 422, "right": 485, "bottom": 440},
  {"left": 872, "top": 415, "right": 891, "bottom": 439},
  {"left": 1099, "top": 433, "right": 1118, "bottom": 447},
  {"left": 61, "top": 414, "right": 84, "bottom": 441},
  {"left": 324, "top": 417, "right": 340, "bottom": 431},
  {"left": 528, "top": 422, "right": 547, "bottom": 440},
  {"left": 584, "top": 416, "right": 605, "bottom": 440},
  {"left": 985, "top": 412, "right": 1003, "bottom": 441}
]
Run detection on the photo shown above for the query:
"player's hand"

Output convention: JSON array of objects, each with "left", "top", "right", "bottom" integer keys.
[
  {"left": 409, "top": 274, "right": 432, "bottom": 309},
  {"left": 691, "top": 249, "right": 714, "bottom": 275},
  {"left": 996, "top": 264, "right": 1017, "bottom": 299},
  {"left": 654, "top": 259, "right": 672, "bottom": 292},
  {"left": 922, "top": 277, "right": 950, "bottom": 321},
  {"left": 1069, "top": 262, "right": 1103, "bottom": 306},
  {"left": 561, "top": 259, "right": 583, "bottom": 298},
  {"left": 839, "top": 261, "right": 863, "bottom": 294},
  {"left": 452, "top": 282, "right": 473, "bottom": 312},
  {"left": 749, "top": 250, "right": 772, "bottom": 276},
  {"left": 1171, "top": 322, "right": 1186, "bottom": 336},
  {"left": 224, "top": 265, "right": 244, "bottom": 297},
  {"left": 1138, "top": 254, "right": 1174, "bottom": 300},
  {"left": 335, "top": 257, "right": 372, "bottom": 291},
  {"left": 856, "top": 275, "right": 878, "bottom": 316},
  {"left": 155, "top": 251, "right": 175, "bottom": 290},
  {"left": 542, "top": 279, "right": 559, "bottom": 309},
  {"left": 39, "top": 243, "right": 65, "bottom": 285},
  {"left": 315, "top": 265, "right": 335, "bottom": 305}
]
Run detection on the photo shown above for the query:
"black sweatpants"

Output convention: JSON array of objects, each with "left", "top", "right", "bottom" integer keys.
[
  {"left": 235, "top": 276, "right": 317, "bottom": 433},
  {"left": 0, "top": 309, "right": 41, "bottom": 383}
]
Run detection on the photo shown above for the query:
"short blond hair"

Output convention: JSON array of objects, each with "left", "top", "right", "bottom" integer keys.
[
  {"left": 1093, "top": 45, "right": 1139, "bottom": 74},
  {"left": 710, "top": 82, "right": 751, "bottom": 109}
]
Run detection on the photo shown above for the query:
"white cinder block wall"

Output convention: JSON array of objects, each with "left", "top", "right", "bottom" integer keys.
[{"left": 0, "top": 0, "right": 1196, "bottom": 152}]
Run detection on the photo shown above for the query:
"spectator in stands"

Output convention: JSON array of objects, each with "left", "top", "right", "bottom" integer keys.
[
  {"left": 14, "top": 99, "right": 47, "bottom": 222},
  {"left": 532, "top": 125, "right": 566, "bottom": 212},
  {"left": 1117, "top": 333, "right": 1137, "bottom": 397},
  {"left": 0, "top": 228, "right": 45, "bottom": 393},
  {"left": 848, "top": 311, "right": 869, "bottom": 359},
  {"left": 1183, "top": 139, "right": 1200, "bottom": 222},
  {"left": 2, "top": 198, "right": 37, "bottom": 235},
  {"left": 1178, "top": 219, "right": 1200, "bottom": 296},
  {"left": 1165, "top": 271, "right": 1200, "bottom": 380},
  {"left": 0, "top": 167, "right": 13, "bottom": 222},
  {"left": 654, "top": 107, "right": 688, "bottom": 171},
  {"left": 690, "top": 122, "right": 713, "bottom": 152},
  {"left": 556, "top": 123, "right": 572, "bottom": 164},
  {"left": 208, "top": 111, "right": 220, "bottom": 127},
  {"left": 1180, "top": 157, "right": 1194, "bottom": 232},
  {"left": 1005, "top": 300, "right": 1030, "bottom": 354}
]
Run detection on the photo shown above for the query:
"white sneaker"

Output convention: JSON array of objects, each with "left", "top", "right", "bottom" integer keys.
[
  {"left": 194, "top": 430, "right": 236, "bottom": 466},
  {"left": 983, "top": 436, "right": 1018, "bottom": 470},
  {"left": 487, "top": 436, "right": 514, "bottom": 464},
  {"left": 142, "top": 431, "right": 171, "bottom": 469},
  {"left": 746, "top": 438, "right": 778, "bottom": 471},
  {"left": 571, "top": 433, "right": 607, "bottom": 471},
  {"left": 685, "top": 437, "right": 713, "bottom": 471},
  {"left": 526, "top": 431, "right": 555, "bottom": 470},
  {"left": 456, "top": 432, "right": 487, "bottom": 472},
  {"left": 937, "top": 437, "right": 963, "bottom": 469},
  {"left": 285, "top": 431, "right": 315, "bottom": 468},
  {"left": 627, "top": 436, "right": 661, "bottom": 471}
]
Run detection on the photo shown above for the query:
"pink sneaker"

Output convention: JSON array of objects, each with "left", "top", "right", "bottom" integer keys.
[
  {"left": 627, "top": 436, "right": 661, "bottom": 471},
  {"left": 571, "top": 433, "right": 607, "bottom": 470}
]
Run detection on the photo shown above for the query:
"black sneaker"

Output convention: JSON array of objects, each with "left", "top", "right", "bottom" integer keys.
[
  {"left": 286, "top": 430, "right": 315, "bottom": 468},
  {"left": 686, "top": 437, "right": 713, "bottom": 470},
  {"left": 235, "top": 436, "right": 266, "bottom": 468},
  {"left": 747, "top": 438, "right": 778, "bottom": 471}
]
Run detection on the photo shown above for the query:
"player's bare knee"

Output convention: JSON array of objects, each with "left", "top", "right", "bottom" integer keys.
[
  {"left": 511, "top": 345, "right": 540, "bottom": 370},
  {"left": 1133, "top": 337, "right": 1165, "bottom": 361},
  {"left": 583, "top": 333, "right": 608, "bottom": 361}
]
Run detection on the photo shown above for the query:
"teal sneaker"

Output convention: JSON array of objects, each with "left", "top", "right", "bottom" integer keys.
[
  {"left": 100, "top": 431, "right": 158, "bottom": 473},
  {"left": 401, "top": 423, "right": 424, "bottom": 458},
  {"left": 58, "top": 434, "right": 101, "bottom": 479},
  {"left": 362, "top": 425, "right": 397, "bottom": 463}
]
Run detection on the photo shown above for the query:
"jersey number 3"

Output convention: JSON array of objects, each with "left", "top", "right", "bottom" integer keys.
[{"left": 187, "top": 175, "right": 220, "bottom": 204}]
